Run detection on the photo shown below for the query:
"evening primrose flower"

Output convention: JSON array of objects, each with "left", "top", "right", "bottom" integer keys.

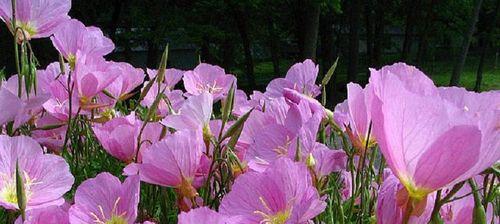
[
  {"left": 51, "top": 19, "right": 114, "bottom": 66},
  {"left": 220, "top": 158, "right": 326, "bottom": 223},
  {"left": 138, "top": 130, "right": 204, "bottom": 211},
  {"left": 15, "top": 204, "right": 70, "bottom": 224},
  {"left": 0, "top": 0, "right": 71, "bottom": 40},
  {"left": 68, "top": 173, "right": 140, "bottom": 224},
  {"left": 334, "top": 83, "right": 376, "bottom": 153},
  {"left": 376, "top": 171, "right": 435, "bottom": 224},
  {"left": 266, "top": 59, "right": 321, "bottom": 98},
  {"left": 370, "top": 63, "right": 482, "bottom": 215},
  {"left": 0, "top": 135, "right": 74, "bottom": 211},
  {"left": 183, "top": 63, "right": 236, "bottom": 101},
  {"left": 178, "top": 207, "right": 242, "bottom": 224},
  {"left": 161, "top": 92, "right": 213, "bottom": 138}
]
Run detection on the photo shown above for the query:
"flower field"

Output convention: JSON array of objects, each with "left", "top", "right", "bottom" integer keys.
[{"left": 0, "top": 0, "right": 499, "bottom": 223}]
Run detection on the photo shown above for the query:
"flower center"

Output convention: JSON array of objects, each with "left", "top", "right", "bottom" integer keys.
[
  {"left": 105, "top": 216, "right": 127, "bottom": 224},
  {"left": 89, "top": 197, "right": 127, "bottom": 224},
  {"left": 254, "top": 197, "right": 292, "bottom": 224},
  {"left": 0, "top": 172, "right": 35, "bottom": 207}
]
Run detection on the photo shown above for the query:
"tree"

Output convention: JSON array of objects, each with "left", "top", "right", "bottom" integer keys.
[
  {"left": 347, "top": 0, "right": 361, "bottom": 82},
  {"left": 475, "top": 0, "right": 499, "bottom": 91},
  {"left": 449, "top": 0, "right": 484, "bottom": 86},
  {"left": 225, "top": 0, "right": 256, "bottom": 87},
  {"left": 301, "top": 0, "right": 321, "bottom": 60},
  {"left": 401, "top": 0, "right": 421, "bottom": 62}
]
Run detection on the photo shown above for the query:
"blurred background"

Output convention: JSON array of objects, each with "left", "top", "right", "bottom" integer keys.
[{"left": 1, "top": 0, "right": 499, "bottom": 106}]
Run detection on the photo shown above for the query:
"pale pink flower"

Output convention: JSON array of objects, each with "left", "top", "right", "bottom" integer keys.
[
  {"left": 183, "top": 63, "right": 236, "bottom": 101},
  {"left": 0, "top": 135, "right": 74, "bottom": 211},
  {"left": 15, "top": 204, "right": 69, "bottom": 224},
  {"left": 147, "top": 68, "right": 184, "bottom": 90},
  {"left": 376, "top": 171, "right": 435, "bottom": 224},
  {"left": 0, "top": 0, "right": 71, "bottom": 39},
  {"left": 178, "top": 207, "right": 242, "bottom": 224},
  {"left": 266, "top": 59, "right": 320, "bottom": 98},
  {"left": 370, "top": 63, "right": 482, "bottom": 201},
  {"left": 138, "top": 130, "right": 204, "bottom": 209},
  {"left": 220, "top": 158, "right": 326, "bottom": 223},
  {"left": 51, "top": 19, "right": 114, "bottom": 63},
  {"left": 68, "top": 173, "right": 140, "bottom": 224},
  {"left": 161, "top": 92, "right": 213, "bottom": 132}
]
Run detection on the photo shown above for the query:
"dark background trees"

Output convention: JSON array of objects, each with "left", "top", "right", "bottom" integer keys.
[{"left": 1, "top": 0, "right": 499, "bottom": 105}]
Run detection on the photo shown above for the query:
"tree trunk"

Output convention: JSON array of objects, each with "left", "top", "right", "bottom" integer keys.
[
  {"left": 226, "top": 0, "right": 256, "bottom": 87},
  {"left": 416, "top": 0, "right": 438, "bottom": 66},
  {"left": 200, "top": 35, "right": 213, "bottom": 64},
  {"left": 302, "top": 0, "right": 321, "bottom": 60},
  {"left": 108, "top": 0, "right": 123, "bottom": 41},
  {"left": 222, "top": 35, "right": 235, "bottom": 69},
  {"left": 373, "top": 0, "right": 385, "bottom": 67},
  {"left": 450, "top": 0, "right": 483, "bottom": 86},
  {"left": 320, "top": 7, "right": 336, "bottom": 108},
  {"left": 474, "top": 0, "right": 499, "bottom": 91},
  {"left": 365, "top": 0, "right": 374, "bottom": 66},
  {"left": 294, "top": 0, "right": 305, "bottom": 59},
  {"left": 347, "top": 0, "right": 362, "bottom": 82},
  {"left": 401, "top": 0, "right": 420, "bottom": 62},
  {"left": 266, "top": 10, "right": 281, "bottom": 77}
]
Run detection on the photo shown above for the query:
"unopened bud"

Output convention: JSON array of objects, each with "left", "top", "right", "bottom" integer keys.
[{"left": 306, "top": 153, "right": 316, "bottom": 168}]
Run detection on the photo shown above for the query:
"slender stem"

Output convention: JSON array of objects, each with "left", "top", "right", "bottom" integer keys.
[
  {"left": 429, "top": 181, "right": 465, "bottom": 222},
  {"left": 11, "top": 0, "right": 21, "bottom": 97},
  {"left": 357, "top": 122, "right": 372, "bottom": 223},
  {"left": 429, "top": 190, "right": 442, "bottom": 223}
]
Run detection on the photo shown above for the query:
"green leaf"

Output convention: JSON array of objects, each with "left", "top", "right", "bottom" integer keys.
[
  {"left": 221, "top": 108, "right": 254, "bottom": 142},
  {"left": 321, "top": 57, "right": 339, "bottom": 87},
  {"left": 156, "top": 44, "right": 169, "bottom": 84},
  {"left": 221, "top": 83, "right": 235, "bottom": 124}
]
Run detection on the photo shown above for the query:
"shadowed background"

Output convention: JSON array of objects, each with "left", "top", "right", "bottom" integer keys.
[{"left": 1, "top": 0, "right": 499, "bottom": 107}]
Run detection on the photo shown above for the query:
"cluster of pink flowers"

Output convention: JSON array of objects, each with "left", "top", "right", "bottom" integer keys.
[{"left": 0, "top": 0, "right": 498, "bottom": 223}]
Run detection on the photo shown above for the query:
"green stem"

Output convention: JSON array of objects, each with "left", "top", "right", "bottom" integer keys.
[{"left": 11, "top": 0, "right": 21, "bottom": 97}]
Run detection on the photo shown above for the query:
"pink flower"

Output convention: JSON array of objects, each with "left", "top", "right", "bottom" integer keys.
[
  {"left": 339, "top": 171, "right": 352, "bottom": 201},
  {"left": 437, "top": 87, "right": 500, "bottom": 179},
  {"left": 310, "top": 145, "right": 347, "bottom": 179},
  {"left": 266, "top": 59, "right": 320, "bottom": 98},
  {"left": 370, "top": 63, "right": 481, "bottom": 201},
  {"left": 0, "top": 86, "right": 24, "bottom": 126},
  {"left": 147, "top": 68, "right": 184, "bottom": 90},
  {"left": 0, "top": 75, "right": 50, "bottom": 128},
  {"left": 140, "top": 81, "right": 185, "bottom": 117},
  {"left": 31, "top": 114, "right": 66, "bottom": 153},
  {"left": 333, "top": 83, "right": 375, "bottom": 153},
  {"left": 232, "top": 90, "right": 267, "bottom": 116},
  {"left": 73, "top": 51, "right": 119, "bottom": 107},
  {"left": 0, "top": 0, "right": 71, "bottom": 40},
  {"left": 51, "top": 19, "right": 114, "bottom": 64},
  {"left": 92, "top": 114, "right": 140, "bottom": 162},
  {"left": 69, "top": 173, "right": 140, "bottom": 224},
  {"left": 161, "top": 92, "right": 213, "bottom": 132},
  {"left": 220, "top": 158, "right": 326, "bottom": 223},
  {"left": 102, "top": 62, "right": 145, "bottom": 103},
  {"left": 138, "top": 130, "right": 204, "bottom": 208},
  {"left": 183, "top": 63, "right": 236, "bottom": 101},
  {"left": 15, "top": 205, "right": 69, "bottom": 224},
  {"left": 178, "top": 207, "right": 242, "bottom": 224},
  {"left": 0, "top": 135, "right": 74, "bottom": 211},
  {"left": 376, "top": 171, "right": 434, "bottom": 224},
  {"left": 37, "top": 62, "right": 79, "bottom": 121}
]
